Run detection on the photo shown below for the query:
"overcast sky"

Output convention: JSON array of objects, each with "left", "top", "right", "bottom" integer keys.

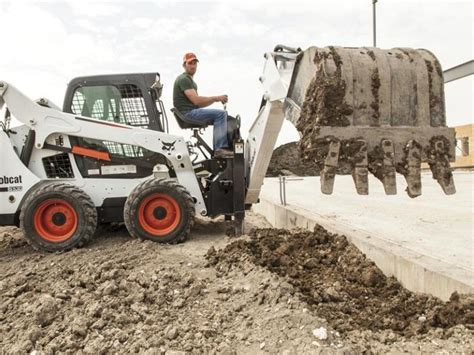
[{"left": 1, "top": 0, "right": 472, "bottom": 146}]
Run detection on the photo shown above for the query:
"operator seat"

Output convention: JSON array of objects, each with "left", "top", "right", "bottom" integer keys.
[
  {"left": 171, "top": 107, "right": 241, "bottom": 154},
  {"left": 171, "top": 108, "right": 213, "bottom": 157},
  {"left": 171, "top": 108, "right": 208, "bottom": 129}
]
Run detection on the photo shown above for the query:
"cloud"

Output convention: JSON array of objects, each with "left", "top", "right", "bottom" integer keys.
[
  {"left": 66, "top": 1, "right": 124, "bottom": 18},
  {"left": 1, "top": 0, "right": 471, "bottom": 136}
]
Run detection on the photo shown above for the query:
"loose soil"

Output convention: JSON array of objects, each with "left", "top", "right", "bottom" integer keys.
[
  {"left": 1, "top": 214, "right": 472, "bottom": 354},
  {"left": 266, "top": 142, "right": 320, "bottom": 177},
  {"left": 266, "top": 142, "right": 353, "bottom": 177},
  {"left": 207, "top": 227, "right": 474, "bottom": 336}
]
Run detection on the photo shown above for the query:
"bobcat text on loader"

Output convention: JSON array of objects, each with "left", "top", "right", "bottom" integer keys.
[{"left": 0, "top": 45, "right": 456, "bottom": 252}]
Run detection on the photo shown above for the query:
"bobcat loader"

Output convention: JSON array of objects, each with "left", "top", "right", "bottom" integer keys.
[{"left": 0, "top": 45, "right": 455, "bottom": 252}]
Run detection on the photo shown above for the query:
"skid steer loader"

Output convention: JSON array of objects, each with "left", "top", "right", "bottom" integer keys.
[{"left": 0, "top": 45, "right": 456, "bottom": 252}]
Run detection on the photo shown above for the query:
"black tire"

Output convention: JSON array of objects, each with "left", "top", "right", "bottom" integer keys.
[
  {"left": 124, "top": 178, "right": 195, "bottom": 243},
  {"left": 19, "top": 182, "right": 97, "bottom": 253}
]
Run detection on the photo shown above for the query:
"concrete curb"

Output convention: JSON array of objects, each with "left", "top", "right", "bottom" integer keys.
[{"left": 253, "top": 198, "right": 473, "bottom": 301}]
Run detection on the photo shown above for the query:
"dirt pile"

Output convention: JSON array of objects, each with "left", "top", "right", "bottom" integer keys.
[
  {"left": 207, "top": 227, "right": 474, "bottom": 337},
  {"left": 266, "top": 142, "right": 321, "bottom": 177},
  {"left": 0, "top": 254, "right": 319, "bottom": 353},
  {"left": 0, "top": 217, "right": 340, "bottom": 354},
  {"left": 1, "top": 216, "right": 473, "bottom": 354}
]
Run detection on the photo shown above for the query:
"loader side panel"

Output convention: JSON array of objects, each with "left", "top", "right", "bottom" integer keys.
[{"left": 0, "top": 130, "right": 40, "bottom": 224}]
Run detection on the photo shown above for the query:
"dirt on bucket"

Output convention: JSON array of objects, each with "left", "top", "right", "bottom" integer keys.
[{"left": 266, "top": 142, "right": 321, "bottom": 177}]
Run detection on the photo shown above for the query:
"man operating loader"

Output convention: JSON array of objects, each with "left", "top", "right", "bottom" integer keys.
[{"left": 173, "top": 52, "right": 233, "bottom": 158}]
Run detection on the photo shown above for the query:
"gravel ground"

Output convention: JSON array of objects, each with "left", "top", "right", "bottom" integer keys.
[{"left": 1, "top": 212, "right": 472, "bottom": 354}]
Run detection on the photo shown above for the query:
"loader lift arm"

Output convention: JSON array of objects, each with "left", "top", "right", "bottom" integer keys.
[{"left": 245, "top": 46, "right": 299, "bottom": 204}]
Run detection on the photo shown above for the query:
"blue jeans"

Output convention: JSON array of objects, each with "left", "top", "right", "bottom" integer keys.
[{"left": 184, "top": 108, "right": 229, "bottom": 150}]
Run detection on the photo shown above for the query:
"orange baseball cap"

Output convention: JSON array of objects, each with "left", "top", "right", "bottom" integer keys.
[{"left": 183, "top": 52, "right": 199, "bottom": 64}]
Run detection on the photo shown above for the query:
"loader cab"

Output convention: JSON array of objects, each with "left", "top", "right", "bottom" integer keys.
[
  {"left": 63, "top": 72, "right": 167, "bottom": 132},
  {"left": 61, "top": 73, "right": 171, "bottom": 191}
]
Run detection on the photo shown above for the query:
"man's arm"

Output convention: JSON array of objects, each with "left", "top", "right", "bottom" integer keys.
[{"left": 184, "top": 89, "right": 228, "bottom": 108}]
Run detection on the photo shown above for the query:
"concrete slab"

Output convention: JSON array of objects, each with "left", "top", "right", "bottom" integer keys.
[{"left": 253, "top": 171, "right": 473, "bottom": 301}]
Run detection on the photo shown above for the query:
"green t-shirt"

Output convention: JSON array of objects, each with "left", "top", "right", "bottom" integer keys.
[{"left": 173, "top": 73, "right": 198, "bottom": 113}]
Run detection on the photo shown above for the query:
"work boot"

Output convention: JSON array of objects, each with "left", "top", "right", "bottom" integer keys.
[{"left": 214, "top": 148, "right": 234, "bottom": 158}]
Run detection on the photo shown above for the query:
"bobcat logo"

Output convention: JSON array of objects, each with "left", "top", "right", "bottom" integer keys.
[
  {"left": 162, "top": 140, "right": 176, "bottom": 152},
  {"left": 0, "top": 175, "right": 22, "bottom": 184}
]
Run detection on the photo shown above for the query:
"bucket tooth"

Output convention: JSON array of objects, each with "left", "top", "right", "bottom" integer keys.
[
  {"left": 381, "top": 139, "right": 397, "bottom": 195},
  {"left": 404, "top": 140, "right": 422, "bottom": 197},
  {"left": 433, "top": 164, "right": 456, "bottom": 195},
  {"left": 351, "top": 139, "right": 369, "bottom": 195},
  {"left": 321, "top": 141, "right": 340, "bottom": 194},
  {"left": 428, "top": 139, "right": 456, "bottom": 195}
]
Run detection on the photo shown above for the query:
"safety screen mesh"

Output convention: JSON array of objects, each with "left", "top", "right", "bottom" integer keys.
[
  {"left": 102, "top": 140, "right": 144, "bottom": 158},
  {"left": 91, "top": 100, "right": 104, "bottom": 119},
  {"left": 42, "top": 153, "right": 74, "bottom": 178},
  {"left": 70, "top": 84, "right": 150, "bottom": 158},
  {"left": 71, "top": 92, "right": 85, "bottom": 117},
  {"left": 117, "top": 84, "right": 149, "bottom": 127},
  {"left": 70, "top": 84, "right": 149, "bottom": 128}
]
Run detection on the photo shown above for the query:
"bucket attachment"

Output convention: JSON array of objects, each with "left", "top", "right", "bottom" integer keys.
[{"left": 284, "top": 46, "right": 456, "bottom": 197}]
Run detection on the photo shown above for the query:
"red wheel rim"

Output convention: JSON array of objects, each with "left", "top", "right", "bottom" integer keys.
[
  {"left": 138, "top": 193, "right": 181, "bottom": 236},
  {"left": 33, "top": 199, "right": 78, "bottom": 242}
]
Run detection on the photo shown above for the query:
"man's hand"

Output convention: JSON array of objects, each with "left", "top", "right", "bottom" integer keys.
[{"left": 215, "top": 95, "right": 228, "bottom": 104}]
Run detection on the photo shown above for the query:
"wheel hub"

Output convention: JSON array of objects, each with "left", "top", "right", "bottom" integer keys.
[
  {"left": 52, "top": 212, "right": 67, "bottom": 226},
  {"left": 138, "top": 193, "right": 181, "bottom": 236},
  {"left": 33, "top": 199, "right": 78, "bottom": 242},
  {"left": 153, "top": 206, "right": 168, "bottom": 220}
]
